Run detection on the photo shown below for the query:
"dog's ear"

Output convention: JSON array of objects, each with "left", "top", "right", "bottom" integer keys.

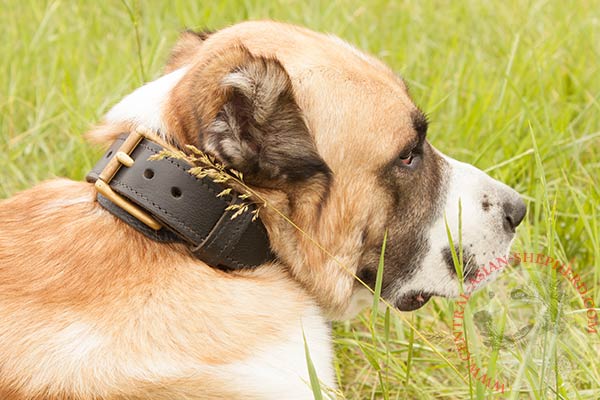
[
  {"left": 164, "top": 30, "right": 212, "bottom": 73},
  {"left": 200, "top": 50, "right": 331, "bottom": 189}
]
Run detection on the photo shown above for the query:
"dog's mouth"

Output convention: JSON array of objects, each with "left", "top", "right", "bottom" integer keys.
[{"left": 395, "top": 291, "right": 433, "bottom": 311}]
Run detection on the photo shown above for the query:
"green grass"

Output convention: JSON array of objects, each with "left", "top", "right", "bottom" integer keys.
[{"left": 2, "top": 1, "right": 599, "bottom": 399}]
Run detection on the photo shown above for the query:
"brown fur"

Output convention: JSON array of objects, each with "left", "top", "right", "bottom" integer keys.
[
  {"left": 0, "top": 180, "right": 316, "bottom": 399},
  {"left": 164, "top": 30, "right": 212, "bottom": 74},
  {"left": 1, "top": 21, "right": 444, "bottom": 398}
]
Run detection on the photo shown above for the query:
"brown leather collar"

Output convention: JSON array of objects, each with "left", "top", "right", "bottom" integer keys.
[{"left": 86, "top": 129, "right": 274, "bottom": 271}]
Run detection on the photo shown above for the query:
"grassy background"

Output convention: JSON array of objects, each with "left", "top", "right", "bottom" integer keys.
[{"left": 1, "top": 0, "right": 599, "bottom": 399}]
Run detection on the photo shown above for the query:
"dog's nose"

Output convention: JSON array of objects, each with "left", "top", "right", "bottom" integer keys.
[{"left": 502, "top": 197, "right": 526, "bottom": 233}]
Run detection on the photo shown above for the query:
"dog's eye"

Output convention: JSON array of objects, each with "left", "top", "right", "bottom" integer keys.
[{"left": 399, "top": 151, "right": 414, "bottom": 166}]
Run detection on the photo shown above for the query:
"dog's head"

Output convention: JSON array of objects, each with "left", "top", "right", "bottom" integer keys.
[{"left": 91, "top": 21, "right": 525, "bottom": 318}]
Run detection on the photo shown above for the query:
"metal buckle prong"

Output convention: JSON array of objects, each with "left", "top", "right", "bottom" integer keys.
[
  {"left": 115, "top": 152, "right": 134, "bottom": 167},
  {"left": 95, "top": 126, "right": 162, "bottom": 231}
]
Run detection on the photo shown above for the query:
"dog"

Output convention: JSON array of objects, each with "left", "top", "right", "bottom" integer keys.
[{"left": 0, "top": 21, "right": 526, "bottom": 399}]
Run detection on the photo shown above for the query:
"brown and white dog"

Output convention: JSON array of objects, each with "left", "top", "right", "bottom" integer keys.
[{"left": 0, "top": 21, "right": 526, "bottom": 399}]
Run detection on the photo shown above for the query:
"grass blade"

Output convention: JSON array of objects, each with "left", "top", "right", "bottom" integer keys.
[
  {"left": 371, "top": 229, "right": 388, "bottom": 325},
  {"left": 303, "top": 329, "right": 324, "bottom": 400}
]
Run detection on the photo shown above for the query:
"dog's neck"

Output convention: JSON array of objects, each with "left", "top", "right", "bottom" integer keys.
[{"left": 86, "top": 128, "right": 275, "bottom": 272}]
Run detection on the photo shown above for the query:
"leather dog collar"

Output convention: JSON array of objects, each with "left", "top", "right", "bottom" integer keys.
[{"left": 86, "top": 128, "right": 274, "bottom": 270}]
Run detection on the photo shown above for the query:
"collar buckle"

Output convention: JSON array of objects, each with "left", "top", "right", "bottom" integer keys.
[{"left": 94, "top": 127, "right": 163, "bottom": 230}]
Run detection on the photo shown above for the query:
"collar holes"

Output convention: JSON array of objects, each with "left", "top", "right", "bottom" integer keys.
[
  {"left": 143, "top": 169, "right": 155, "bottom": 179},
  {"left": 171, "top": 187, "right": 182, "bottom": 198}
]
